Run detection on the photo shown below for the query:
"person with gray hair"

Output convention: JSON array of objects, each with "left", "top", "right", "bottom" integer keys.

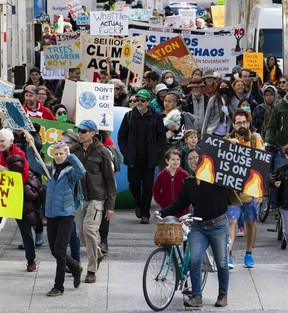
[{"left": 109, "top": 78, "right": 128, "bottom": 107}]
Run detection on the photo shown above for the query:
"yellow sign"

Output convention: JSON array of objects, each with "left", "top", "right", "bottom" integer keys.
[
  {"left": 0, "top": 170, "right": 23, "bottom": 219},
  {"left": 243, "top": 52, "right": 264, "bottom": 82},
  {"left": 211, "top": 5, "right": 225, "bottom": 27}
]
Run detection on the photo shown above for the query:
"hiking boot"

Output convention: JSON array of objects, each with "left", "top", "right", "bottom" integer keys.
[
  {"left": 46, "top": 288, "right": 63, "bottom": 297},
  {"left": 244, "top": 253, "right": 255, "bottom": 268},
  {"left": 140, "top": 217, "right": 149, "bottom": 224},
  {"left": 99, "top": 240, "right": 108, "bottom": 254},
  {"left": 35, "top": 232, "right": 44, "bottom": 246},
  {"left": 73, "top": 265, "right": 83, "bottom": 288},
  {"left": 84, "top": 271, "right": 96, "bottom": 283},
  {"left": 135, "top": 207, "right": 141, "bottom": 218},
  {"left": 237, "top": 227, "right": 245, "bottom": 237},
  {"left": 228, "top": 256, "right": 234, "bottom": 270},
  {"left": 97, "top": 255, "right": 104, "bottom": 270},
  {"left": 215, "top": 293, "right": 228, "bottom": 307},
  {"left": 26, "top": 260, "right": 37, "bottom": 272},
  {"left": 184, "top": 294, "right": 202, "bottom": 307}
]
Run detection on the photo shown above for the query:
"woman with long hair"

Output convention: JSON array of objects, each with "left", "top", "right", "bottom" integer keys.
[
  {"left": 37, "top": 85, "right": 57, "bottom": 110},
  {"left": 263, "top": 54, "right": 282, "bottom": 85},
  {"left": 278, "top": 75, "right": 288, "bottom": 94},
  {"left": 232, "top": 78, "right": 248, "bottom": 100}
]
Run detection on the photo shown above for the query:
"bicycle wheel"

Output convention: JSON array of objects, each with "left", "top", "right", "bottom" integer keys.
[
  {"left": 277, "top": 216, "right": 283, "bottom": 241},
  {"left": 143, "top": 247, "right": 179, "bottom": 311},
  {"left": 258, "top": 196, "right": 269, "bottom": 223}
]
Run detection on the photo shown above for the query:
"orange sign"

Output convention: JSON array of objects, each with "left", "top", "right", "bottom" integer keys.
[{"left": 243, "top": 52, "right": 264, "bottom": 82}]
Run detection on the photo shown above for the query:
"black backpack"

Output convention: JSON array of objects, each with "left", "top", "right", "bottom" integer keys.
[{"left": 105, "top": 146, "right": 122, "bottom": 172}]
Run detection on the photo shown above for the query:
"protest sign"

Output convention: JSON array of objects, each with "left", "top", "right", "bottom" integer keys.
[
  {"left": 0, "top": 98, "right": 35, "bottom": 131},
  {"left": 211, "top": 5, "right": 225, "bottom": 27},
  {"left": 40, "top": 52, "right": 65, "bottom": 80},
  {"left": 179, "top": 9, "right": 196, "bottom": 29},
  {"left": 129, "top": 9, "right": 153, "bottom": 21},
  {"left": 129, "top": 22, "right": 246, "bottom": 76},
  {"left": 44, "top": 43, "right": 81, "bottom": 70},
  {"left": 76, "top": 82, "right": 114, "bottom": 131},
  {"left": 195, "top": 134, "right": 272, "bottom": 198},
  {"left": 243, "top": 52, "right": 264, "bottom": 82},
  {"left": 80, "top": 34, "right": 125, "bottom": 82},
  {"left": 67, "top": 0, "right": 84, "bottom": 20},
  {"left": 0, "top": 171, "right": 23, "bottom": 219},
  {"left": 76, "top": 15, "right": 90, "bottom": 26},
  {"left": 0, "top": 79, "right": 15, "bottom": 98},
  {"left": 90, "top": 11, "right": 129, "bottom": 36},
  {"left": 56, "top": 31, "right": 80, "bottom": 45},
  {"left": 146, "top": 35, "right": 197, "bottom": 83},
  {"left": 164, "top": 16, "right": 181, "bottom": 28},
  {"left": 115, "top": 1, "right": 126, "bottom": 10},
  {"left": 120, "top": 35, "right": 145, "bottom": 80},
  {"left": 61, "top": 79, "right": 77, "bottom": 122},
  {"left": 149, "top": 16, "right": 163, "bottom": 26}
]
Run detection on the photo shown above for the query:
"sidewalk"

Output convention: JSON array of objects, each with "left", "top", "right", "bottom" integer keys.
[{"left": 1, "top": 259, "right": 288, "bottom": 312}]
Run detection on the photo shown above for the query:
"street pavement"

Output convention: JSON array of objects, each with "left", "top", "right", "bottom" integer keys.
[{"left": 0, "top": 208, "right": 288, "bottom": 313}]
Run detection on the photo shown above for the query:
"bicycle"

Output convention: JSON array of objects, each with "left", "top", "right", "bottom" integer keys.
[
  {"left": 267, "top": 207, "right": 287, "bottom": 250},
  {"left": 142, "top": 213, "right": 209, "bottom": 311}
]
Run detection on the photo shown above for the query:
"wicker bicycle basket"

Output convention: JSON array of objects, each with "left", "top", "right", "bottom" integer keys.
[{"left": 154, "top": 222, "right": 183, "bottom": 246}]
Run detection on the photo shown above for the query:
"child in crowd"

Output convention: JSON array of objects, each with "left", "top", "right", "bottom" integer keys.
[
  {"left": 181, "top": 129, "right": 201, "bottom": 174},
  {"left": 153, "top": 148, "right": 189, "bottom": 217},
  {"left": 26, "top": 139, "right": 86, "bottom": 297}
]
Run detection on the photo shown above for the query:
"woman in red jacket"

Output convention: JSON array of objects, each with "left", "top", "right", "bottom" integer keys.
[{"left": 153, "top": 148, "right": 189, "bottom": 217}]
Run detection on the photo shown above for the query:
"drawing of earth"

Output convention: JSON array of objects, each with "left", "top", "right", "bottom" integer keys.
[{"left": 79, "top": 92, "right": 96, "bottom": 109}]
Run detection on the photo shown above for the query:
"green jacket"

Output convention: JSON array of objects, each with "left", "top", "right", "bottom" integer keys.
[{"left": 265, "top": 98, "right": 288, "bottom": 146}]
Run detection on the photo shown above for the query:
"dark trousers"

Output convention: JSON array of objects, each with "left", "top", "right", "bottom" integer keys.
[
  {"left": 47, "top": 216, "right": 79, "bottom": 292},
  {"left": 69, "top": 220, "right": 80, "bottom": 262},
  {"left": 99, "top": 214, "right": 109, "bottom": 243},
  {"left": 128, "top": 165, "right": 155, "bottom": 218},
  {"left": 16, "top": 218, "right": 36, "bottom": 262}
]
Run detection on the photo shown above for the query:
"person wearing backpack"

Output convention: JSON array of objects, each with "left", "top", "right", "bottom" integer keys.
[{"left": 26, "top": 139, "right": 86, "bottom": 296}]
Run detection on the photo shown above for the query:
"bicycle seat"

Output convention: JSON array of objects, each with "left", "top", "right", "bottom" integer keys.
[{"left": 162, "top": 216, "right": 179, "bottom": 223}]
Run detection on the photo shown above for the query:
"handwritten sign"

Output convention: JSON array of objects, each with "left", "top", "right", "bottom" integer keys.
[
  {"left": 211, "top": 5, "right": 225, "bottom": 27},
  {"left": 0, "top": 79, "right": 15, "bottom": 98},
  {"left": 76, "top": 82, "right": 114, "bottom": 131},
  {"left": 0, "top": 171, "right": 24, "bottom": 219},
  {"left": 90, "top": 11, "right": 129, "bottom": 36},
  {"left": 195, "top": 134, "right": 272, "bottom": 197},
  {"left": 56, "top": 31, "right": 80, "bottom": 45},
  {"left": 0, "top": 98, "right": 35, "bottom": 131},
  {"left": 243, "top": 52, "right": 264, "bottom": 82},
  {"left": 76, "top": 15, "right": 90, "bottom": 25},
  {"left": 66, "top": 0, "right": 84, "bottom": 20},
  {"left": 44, "top": 43, "right": 81, "bottom": 70}
]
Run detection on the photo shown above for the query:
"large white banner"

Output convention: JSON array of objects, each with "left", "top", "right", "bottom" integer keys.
[
  {"left": 76, "top": 82, "right": 114, "bottom": 131},
  {"left": 129, "top": 22, "right": 246, "bottom": 76}
]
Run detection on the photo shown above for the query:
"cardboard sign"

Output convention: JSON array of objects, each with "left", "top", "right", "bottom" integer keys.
[
  {"left": 146, "top": 35, "right": 197, "bottom": 83},
  {"left": 66, "top": 0, "right": 84, "bottom": 21},
  {"left": 195, "top": 134, "right": 272, "bottom": 198},
  {"left": 0, "top": 79, "right": 15, "bottom": 98},
  {"left": 164, "top": 16, "right": 181, "bottom": 28},
  {"left": 40, "top": 52, "right": 65, "bottom": 80},
  {"left": 90, "top": 11, "right": 129, "bottom": 36},
  {"left": 243, "top": 52, "right": 264, "bottom": 82},
  {"left": 0, "top": 98, "right": 35, "bottom": 131},
  {"left": 61, "top": 79, "right": 77, "bottom": 122},
  {"left": 0, "top": 171, "right": 23, "bottom": 219},
  {"left": 179, "top": 9, "right": 196, "bottom": 29},
  {"left": 44, "top": 43, "right": 81, "bottom": 70},
  {"left": 148, "top": 16, "right": 163, "bottom": 26},
  {"left": 211, "top": 5, "right": 225, "bottom": 28},
  {"left": 56, "top": 31, "right": 80, "bottom": 45},
  {"left": 76, "top": 82, "right": 114, "bottom": 131}
]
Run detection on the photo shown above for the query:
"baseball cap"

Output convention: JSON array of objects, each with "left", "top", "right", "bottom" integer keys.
[
  {"left": 136, "top": 89, "right": 151, "bottom": 99},
  {"left": 155, "top": 83, "right": 169, "bottom": 94},
  {"left": 77, "top": 120, "right": 98, "bottom": 131},
  {"left": 24, "top": 85, "right": 37, "bottom": 94}
]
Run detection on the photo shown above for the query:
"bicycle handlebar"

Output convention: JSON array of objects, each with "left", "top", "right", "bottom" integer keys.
[{"left": 154, "top": 211, "right": 203, "bottom": 222}]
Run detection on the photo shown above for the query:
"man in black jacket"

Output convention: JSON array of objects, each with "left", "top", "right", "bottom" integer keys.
[{"left": 118, "top": 89, "right": 166, "bottom": 224}]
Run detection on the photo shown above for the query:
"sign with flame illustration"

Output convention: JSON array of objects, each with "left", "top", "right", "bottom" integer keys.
[{"left": 195, "top": 134, "right": 272, "bottom": 198}]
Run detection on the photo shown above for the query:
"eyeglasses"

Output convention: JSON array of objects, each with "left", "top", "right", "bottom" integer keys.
[
  {"left": 136, "top": 98, "right": 147, "bottom": 103},
  {"left": 235, "top": 121, "right": 248, "bottom": 126},
  {"left": 129, "top": 99, "right": 137, "bottom": 103},
  {"left": 78, "top": 129, "right": 90, "bottom": 134},
  {"left": 114, "top": 87, "right": 120, "bottom": 90},
  {"left": 279, "top": 81, "right": 287, "bottom": 84},
  {"left": 57, "top": 111, "right": 67, "bottom": 116}
]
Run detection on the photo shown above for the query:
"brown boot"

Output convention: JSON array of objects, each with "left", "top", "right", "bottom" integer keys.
[{"left": 84, "top": 271, "right": 96, "bottom": 283}]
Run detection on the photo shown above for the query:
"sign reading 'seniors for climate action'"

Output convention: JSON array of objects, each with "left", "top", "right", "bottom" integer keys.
[{"left": 195, "top": 134, "right": 272, "bottom": 198}]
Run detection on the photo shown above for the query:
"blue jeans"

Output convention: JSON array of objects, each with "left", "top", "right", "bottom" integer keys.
[{"left": 190, "top": 218, "right": 229, "bottom": 295}]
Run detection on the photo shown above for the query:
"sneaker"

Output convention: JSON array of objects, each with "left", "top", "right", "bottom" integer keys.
[
  {"left": 215, "top": 294, "right": 228, "bottom": 307},
  {"left": 135, "top": 206, "right": 141, "bottom": 218},
  {"left": 99, "top": 240, "right": 108, "bottom": 254},
  {"left": 35, "top": 232, "right": 44, "bottom": 246},
  {"left": 140, "top": 217, "right": 149, "bottom": 224},
  {"left": 228, "top": 256, "right": 234, "bottom": 270},
  {"left": 73, "top": 265, "right": 83, "bottom": 288},
  {"left": 237, "top": 227, "right": 245, "bottom": 237},
  {"left": 26, "top": 260, "right": 37, "bottom": 272},
  {"left": 184, "top": 294, "right": 202, "bottom": 307},
  {"left": 244, "top": 253, "right": 255, "bottom": 268},
  {"left": 46, "top": 288, "right": 63, "bottom": 297},
  {"left": 84, "top": 271, "right": 96, "bottom": 283}
]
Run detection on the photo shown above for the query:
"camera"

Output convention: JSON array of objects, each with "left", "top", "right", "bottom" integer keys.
[{"left": 250, "top": 71, "right": 257, "bottom": 77}]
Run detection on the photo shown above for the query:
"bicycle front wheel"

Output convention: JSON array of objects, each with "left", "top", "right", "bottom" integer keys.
[
  {"left": 258, "top": 196, "right": 269, "bottom": 222},
  {"left": 143, "top": 247, "right": 178, "bottom": 311}
]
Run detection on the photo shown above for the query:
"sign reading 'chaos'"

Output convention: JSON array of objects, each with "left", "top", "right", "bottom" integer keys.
[
  {"left": 76, "top": 82, "right": 114, "bottom": 131},
  {"left": 195, "top": 134, "right": 272, "bottom": 198}
]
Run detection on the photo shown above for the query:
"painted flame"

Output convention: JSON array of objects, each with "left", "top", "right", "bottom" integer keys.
[
  {"left": 195, "top": 154, "right": 215, "bottom": 184},
  {"left": 243, "top": 169, "right": 264, "bottom": 198}
]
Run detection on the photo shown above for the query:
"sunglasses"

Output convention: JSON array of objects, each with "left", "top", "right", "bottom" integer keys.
[
  {"left": 57, "top": 111, "right": 67, "bottom": 116},
  {"left": 279, "top": 81, "right": 287, "bottom": 84},
  {"left": 136, "top": 98, "right": 147, "bottom": 103},
  {"left": 78, "top": 129, "right": 90, "bottom": 134},
  {"left": 129, "top": 99, "right": 137, "bottom": 103}
]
